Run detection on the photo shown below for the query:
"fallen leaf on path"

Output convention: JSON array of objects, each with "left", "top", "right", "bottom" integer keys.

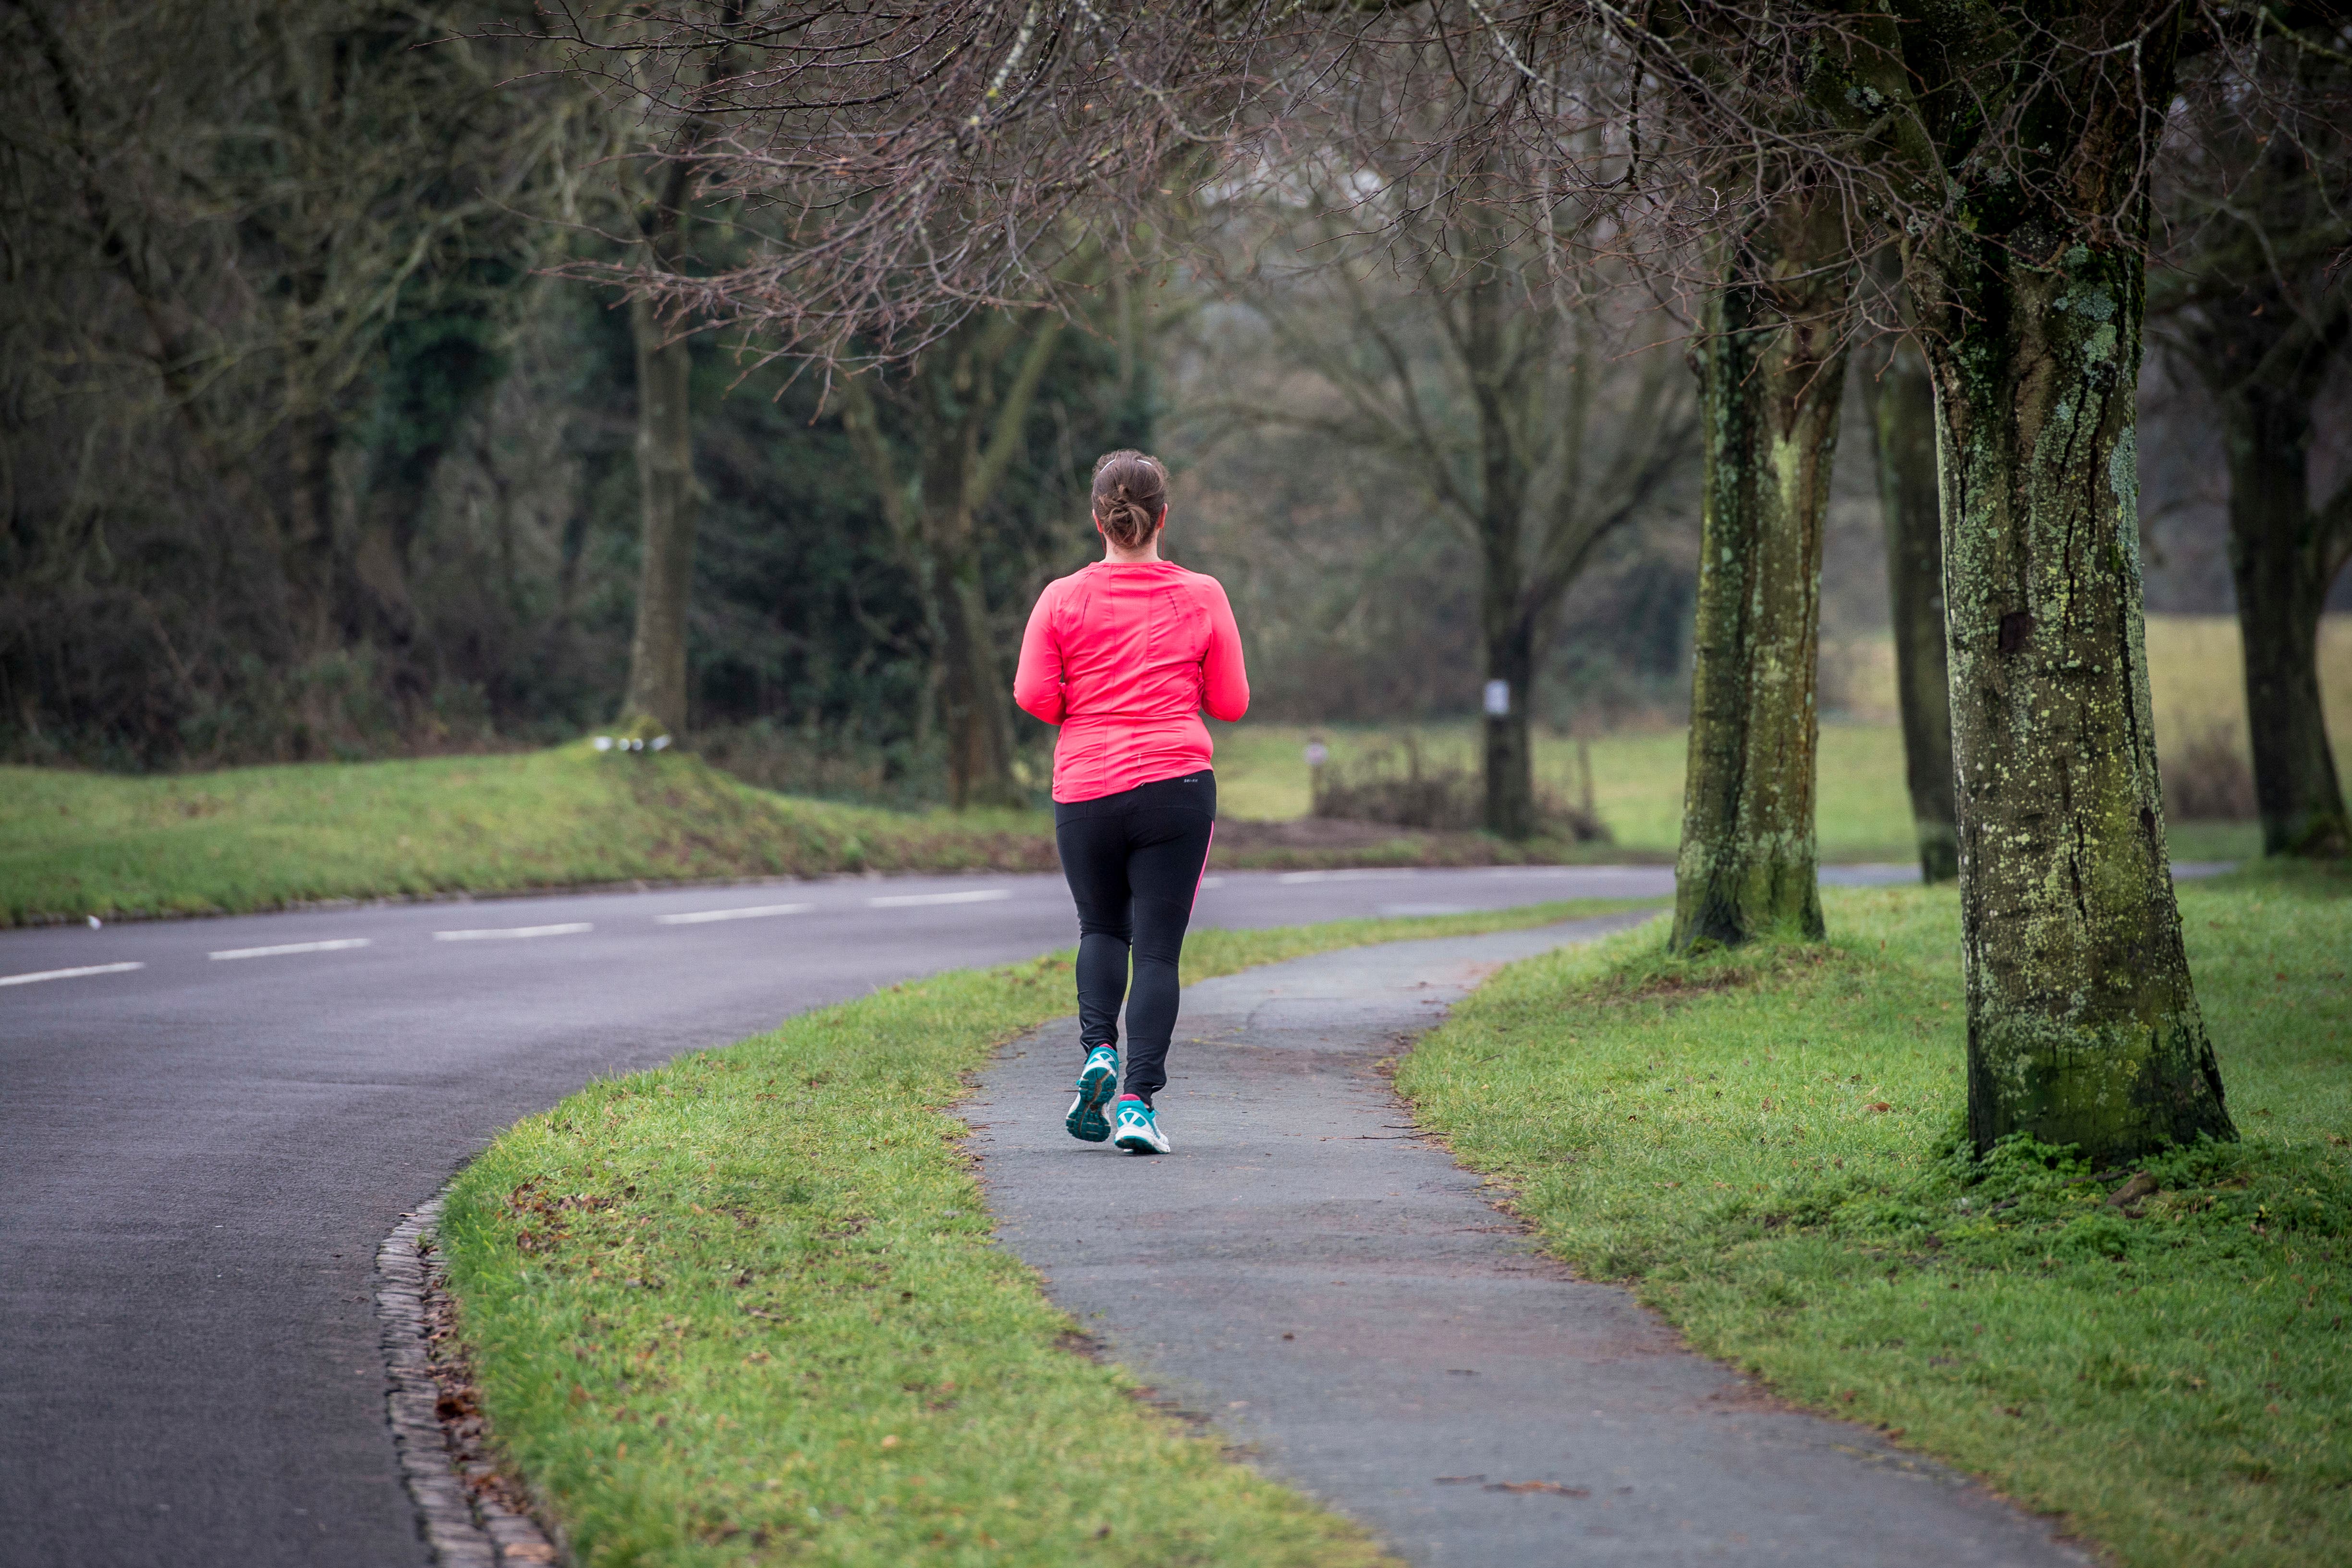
[{"left": 1484, "top": 1481, "right": 1589, "bottom": 1496}]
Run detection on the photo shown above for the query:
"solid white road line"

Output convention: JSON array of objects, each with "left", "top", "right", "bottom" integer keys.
[
  {"left": 1, "top": 961, "right": 145, "bottom": 988},
  {"left": 432, "top": 923, "right": 593, "bottom": 942},
  {"left": 865, "top": 889, "right": 1011, "bottom": 908},
  {"left": 655, "top": 903, "right": 814, "bottom": 925},
  {"left": 209, "top": 938, "right": 373, "bottom": 961}
]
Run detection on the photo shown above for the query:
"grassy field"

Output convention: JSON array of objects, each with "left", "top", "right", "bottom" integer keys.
[
  {"left": 0, "top": 745, "right": 1059, "bottom": 926},
  {"left": 1212, "top": 721, "right": 1928, "bottom": 858},
  {"left": 1397, "top": 867, "right": 2352, "bottom": 1568},
  {"left": 437, "top": 899, "right": 1648, "bottom": 1568},
  {"left": 1210, "top": 615, "right": 2352, "bottom": 863}
]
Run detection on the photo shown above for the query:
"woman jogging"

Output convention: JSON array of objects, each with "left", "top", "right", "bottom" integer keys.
[{"left": 1014, "top": 450, "right": 1249, "bottom": 1155}]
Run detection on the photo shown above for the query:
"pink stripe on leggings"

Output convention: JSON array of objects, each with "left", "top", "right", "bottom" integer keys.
[{"left": 1191, "top": 822, "right": 1215, "bottom": 912}]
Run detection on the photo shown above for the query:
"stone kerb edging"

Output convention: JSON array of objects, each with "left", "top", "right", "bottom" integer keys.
[{"left": 376, "top": 1196, "right": 562, "bottom": 1567}]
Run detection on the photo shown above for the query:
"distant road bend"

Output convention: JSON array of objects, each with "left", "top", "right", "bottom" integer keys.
[{"left": 0, "top": 858, "right": 2165, "bottom": 1568}]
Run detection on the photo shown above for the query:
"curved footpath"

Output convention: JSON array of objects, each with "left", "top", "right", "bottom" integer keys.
[{"left": 968, "top": 919, "right": 2088, "bottom": 1567}]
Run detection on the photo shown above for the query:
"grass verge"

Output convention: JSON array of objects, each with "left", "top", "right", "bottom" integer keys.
[
  {"left": 437, "top": 898, "right": 1651, "bottom": 1567},
  {"left": 0, "top": 746, "right": 1057, "bottom": 926},
  {"left": 1396, "top": 866, "right": 2352, "bottom": 1567}
]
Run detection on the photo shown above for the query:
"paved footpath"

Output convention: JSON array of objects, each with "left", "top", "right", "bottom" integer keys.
[{"left": 966, "top": 917, "right": 2089, "bottom": 1567}]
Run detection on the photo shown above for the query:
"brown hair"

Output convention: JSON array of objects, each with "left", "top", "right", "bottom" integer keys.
[{"left": 1090, "top": 450, "right": 1168, "bottom": 549}]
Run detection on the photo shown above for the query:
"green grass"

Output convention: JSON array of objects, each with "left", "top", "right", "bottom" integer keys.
[
  {"left": 438, "top": 898, "right": 1652, "bottom": 1568},
  {"left": 1210, "top": 720, "right": 2268, "bottom": 865},
  {"left": 0, "top": 745, "right": 1060, "bottom": 925},
  {"left": 1207, "top": 613, "right": 2352, "bottom": 863},
  {"left": 1212, "top": 720, "right": 1923, "bottom": 859},
  {"left": 1396, "top": 867, "right": 2352, "bottom": 1567}
]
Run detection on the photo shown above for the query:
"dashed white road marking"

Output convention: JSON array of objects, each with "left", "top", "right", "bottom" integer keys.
[
  {"left": 432, "top": 923, "right": 593, "bottom": 942},
  {"left": 866, "top": 889, "right": 1011, "bottom": 908},
  {"left": 1198, "top": 876, "right": 1226, "bottom": 889},
  {"left": 209, "top": 938, "right": 373, "bottom": 961},
  {"left": 1276, "top": 869, "right": 1416, "bottom": 885},
  {"left": 655, "top": 903, "right": 814, "bottom": 925},
  {"left": 2, "top": 961, "right": 145, "bottom": 988}
]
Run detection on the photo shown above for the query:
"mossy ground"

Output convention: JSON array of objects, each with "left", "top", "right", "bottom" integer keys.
[
  {"left": 438, "top": 899, "right": 1647, "bottom": 1568},
  {"left": 1396, "top": 866, "right": 2352, "bottom": 1568}
]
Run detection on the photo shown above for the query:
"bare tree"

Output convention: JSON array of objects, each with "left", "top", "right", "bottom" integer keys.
[
  {"left": 1367, "top": 0, "right": 2257, "bottom": 1162},
  {"left": 607, "top": 16, "right": 740, "bottom": 738},
  {"left": 531, "top": 2, "right": 1331, "bottom": 742},
  {"left": 2152, "top": 25, "right": 2352, "bottom": 859},
  {"left": 840, "top": 306, "right": 1071, "bottom": 808},
  {"left": 537, "top": 1, "right": 1325, "bottom": 365},
  {"left": 1186, "top": 77, "right": 1692, "bottom": 837}
]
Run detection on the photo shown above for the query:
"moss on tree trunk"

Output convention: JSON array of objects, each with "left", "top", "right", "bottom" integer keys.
[
  {"left": 1913, "top": 232, "right": 2234, "bottom": 1163},
  {"left": 1672, "top": 205, "right": 1852, "bottom": 951},
  {"left": 1867, "top": 337, "right": 1959, "bottom": 882}
]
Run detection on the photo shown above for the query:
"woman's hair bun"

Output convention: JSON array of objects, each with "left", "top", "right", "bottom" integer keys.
[{"left": 1091, "top": 450, "right": 1169, "bottom": 550}]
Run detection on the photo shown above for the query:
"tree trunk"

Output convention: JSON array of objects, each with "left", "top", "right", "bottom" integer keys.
[
  {"left": 1460, "top": 253, "right": 1539, "bottom": 841},
  {"left": 936, "top": 540, "right": 1021, "bottom": 810},
  {"left": 2220, "top": 383, "right": 2352, "bottom": 858},
  {"left": 1913, "top": 235, "right": 2235, "bottom": 1164},
  {"left": 350, "top": 480, "right": 422, "bottom": 675},
  {"left": 1672, "top": 207, "right": 1852, "bottom": 951},
  {"left": 1480, "top": 613, "right": 1536, "bottom": 840},
  {"left": 621, "top": 290, "right": 697, "bottom": 736},
  {"left": 280, "top": 407, "right": 342, "bottom": 659},
  {"left": 926, "top": 423, "right": 1020, "bottom": 810},
  {"left": 1867, "top": 337, "right": 1959, "bottom": 882}
]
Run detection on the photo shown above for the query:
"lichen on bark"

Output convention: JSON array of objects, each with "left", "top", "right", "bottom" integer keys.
[
  {"left": 1672, "top": 197, "right": 1852, "bottom": 951},
  {"left": 1913, "top": 229, "right": 2235, "bottom": 1163}
]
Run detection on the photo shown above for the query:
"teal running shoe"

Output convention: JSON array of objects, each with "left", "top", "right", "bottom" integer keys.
[
  {"left": 1065, "top": 1045, "right": 1120, "bottom": 1143},
  {"left": 1111, "top": 1095, "right": 1170, "bottom": 1155}
]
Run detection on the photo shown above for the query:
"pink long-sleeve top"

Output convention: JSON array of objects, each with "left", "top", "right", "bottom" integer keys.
[{"left": 1013, "top": 559, "right": 1251, "bottom": 803}]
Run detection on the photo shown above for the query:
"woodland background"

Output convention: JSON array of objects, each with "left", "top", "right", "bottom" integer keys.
[{"left": 4, "top": 1, "right": 2346, "bottom": 810}]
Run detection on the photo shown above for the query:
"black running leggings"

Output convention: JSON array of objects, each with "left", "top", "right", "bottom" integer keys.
[{"left": 1054, "top": 771, "right": 1216, "bottom": 1105}]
